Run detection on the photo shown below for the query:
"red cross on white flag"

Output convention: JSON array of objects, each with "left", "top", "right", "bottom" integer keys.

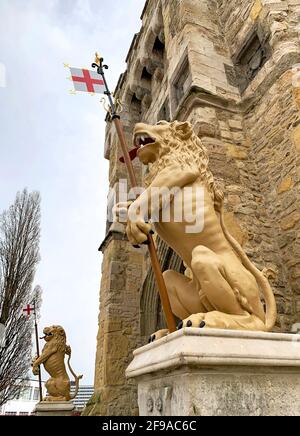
[
  {"left": 69, "top": 67, "right": 106, "bottom": 94},
  {"left": 23, "top": 304, "right": 35, "bottom": 320}
]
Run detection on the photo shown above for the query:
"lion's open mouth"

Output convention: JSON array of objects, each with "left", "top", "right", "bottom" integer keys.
[{"left": 134, "top": 133, "right": 156, "bottom": 148}]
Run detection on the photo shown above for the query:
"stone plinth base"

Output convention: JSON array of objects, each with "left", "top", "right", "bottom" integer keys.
[
  {"left": 34, "top": 401, "right": 75, "bottom": 416},
  {"left": 126, "top": 329, "right": 300, "bottom": 416}
]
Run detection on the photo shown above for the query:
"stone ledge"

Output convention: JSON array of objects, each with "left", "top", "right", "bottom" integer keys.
[
  {"left": 126, "top": 328, "right": 300, "bottom": 378},
  {"left": 127, "top": 329, "right": 300, "bottom": 416},
  {"left": 34, "top": 401, "right": 75, "bottom": 417}
]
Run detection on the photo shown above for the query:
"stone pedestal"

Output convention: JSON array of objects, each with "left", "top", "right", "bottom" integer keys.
[
  {"left": 126, "top": 329, "right": 300, "bottom": 416},
  {"left": 34, "top": 401, "right": 75, "bottom": 417}
]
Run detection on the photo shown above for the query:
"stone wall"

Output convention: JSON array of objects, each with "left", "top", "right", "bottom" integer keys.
[
  {"left": 83, "top": 236, "right": 143, "bottom": 416},
  {"left": 89, "top": 0, "right": 300, "bottom": 416},
  {"left": 246, "top": 72, "right": 300, "bottom": 327},
  {"left": 217, "top": 0, "right": 300, "bottom": 328}
]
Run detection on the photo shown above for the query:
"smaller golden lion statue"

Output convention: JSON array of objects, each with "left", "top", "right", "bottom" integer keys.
[{"left": 32, "top": 325, "right": 83, "bottom": 402}]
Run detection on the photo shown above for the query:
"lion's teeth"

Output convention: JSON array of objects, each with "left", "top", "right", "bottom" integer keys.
[
  {"left": 135, "top": 133, "right": 153, "bottom": 147},
  {"left": 138, "top": 135, "right": 146, "bottom": 146}
]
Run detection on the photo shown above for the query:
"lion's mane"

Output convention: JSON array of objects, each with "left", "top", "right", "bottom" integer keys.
[
  {"left": 144, "top": 121, "right": 222, "bottom": 205},
  {"left": 48, "top": 325, "right": 67, "bottom": 353}
]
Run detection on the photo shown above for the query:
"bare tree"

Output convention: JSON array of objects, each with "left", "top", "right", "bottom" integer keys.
[{"left": 0, "top": 189, "right": 42, "bottom": 406}]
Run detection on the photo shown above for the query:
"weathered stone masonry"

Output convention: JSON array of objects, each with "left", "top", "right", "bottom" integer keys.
[{"left": 84, "top": 0, "right": 300, "bottom": 416}]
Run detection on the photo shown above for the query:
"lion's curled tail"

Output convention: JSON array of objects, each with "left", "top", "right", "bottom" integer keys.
[
  {"left": 215, "top": 193, "right": 277, "bottom": 331},
  {"left": 66, "top": 347, "right": 83, "bottom": 400}
]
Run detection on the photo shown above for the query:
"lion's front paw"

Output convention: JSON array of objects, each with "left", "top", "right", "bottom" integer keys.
[
  {"left": 178, "top": 313, "right": 206, "bottom": 329},
  {"left": 32, "top": 365, "right": 39, "bottom": 376},
  {"left": 113, "top": 201, "right": 133, "bottom": 223},
  {"left": 126, "top": 216, "right": 153, "bottom": 247},
  {"left": 148, "top": 329, "right": 169, "bottom": 344}
]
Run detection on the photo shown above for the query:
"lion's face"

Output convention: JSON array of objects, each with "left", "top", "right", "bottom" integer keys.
[
  {"left": 42, "top": 325, "right": 66, "bottom": 343},
  {"left": 133, "top": 120, "right": 193, "bottom": 165},
  {"left": 135, "top": 120, "right": 216, "bottom": 197}
]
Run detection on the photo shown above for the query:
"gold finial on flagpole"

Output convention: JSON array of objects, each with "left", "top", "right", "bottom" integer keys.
[
  {"left": 100, "top": 97, "right": 111, "bottom": 113},
  {"left": 63, "top": 63, "right": 70, "bottom": 68},
  {"left": 100, "top": 96, "right": 124, "bottom": 114},
  {"left": 95, "top": 52, "right": 101, "bottom": 66}
]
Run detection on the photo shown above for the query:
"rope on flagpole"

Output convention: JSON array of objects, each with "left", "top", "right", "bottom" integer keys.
[{"left": 92, "top": 54, "right": 176, "bottom": 334}]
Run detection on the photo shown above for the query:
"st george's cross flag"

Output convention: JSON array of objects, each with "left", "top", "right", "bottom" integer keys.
[
  {"left": 69, "top": 67, "right": 106, "bottom": 94},
  {"left": 22, "top": 304, "right": 35, "bottom": 320}
]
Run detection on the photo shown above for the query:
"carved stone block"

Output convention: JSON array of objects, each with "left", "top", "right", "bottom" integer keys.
[{"left": 127, "top": 329, "right": 300, "bottom": 416}]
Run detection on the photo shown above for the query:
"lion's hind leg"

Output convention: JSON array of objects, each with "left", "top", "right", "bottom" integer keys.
[
  {"left": 163, "top": 269, "right": 206, "bottom": 320},
  {"left": 45, "top": 377, "right": 70, "bottom": 401},
  {"left": 44, "top": 378, "right": 62, "bottom": 401},
  {"left": 180, "top": 245, "right": 266, "bottom": 331},
  {"left": 147, "top": 269, "right": 206, "bottom": 343},
  {"left": 191, "top": 246, "right": 246, "bottom": 316}
]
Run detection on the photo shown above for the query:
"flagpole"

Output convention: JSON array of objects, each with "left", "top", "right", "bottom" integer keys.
[
  {"left": 92, "top": 55, "right": 176, "bottom": 334},
  {"left": 33, "top": 300, "right": 43, "bottom": 402}
]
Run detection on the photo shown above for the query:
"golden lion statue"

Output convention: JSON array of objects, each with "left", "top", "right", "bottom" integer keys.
[
  {"left": 32, "top": 325, "right": 83, "bottom": 401},
  {"left": 117, "top": 121, "right": 277, "bottom": 340}
]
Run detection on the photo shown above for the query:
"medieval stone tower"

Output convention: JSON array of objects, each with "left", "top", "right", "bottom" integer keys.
[{"left": 84, "top": 0, "right": 300, "bottom": 416}]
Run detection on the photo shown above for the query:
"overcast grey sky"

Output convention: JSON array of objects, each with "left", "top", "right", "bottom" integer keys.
[{"left": 0, "top": 0, "right": 143, "bottom": 383}]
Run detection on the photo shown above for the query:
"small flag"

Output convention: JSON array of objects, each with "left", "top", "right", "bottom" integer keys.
[
  {"left": 23, "top": 304, "right": 35, "bottom": 320},
  {"left": 69, "top": 67, "right": 106, "bottom": 94}
]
